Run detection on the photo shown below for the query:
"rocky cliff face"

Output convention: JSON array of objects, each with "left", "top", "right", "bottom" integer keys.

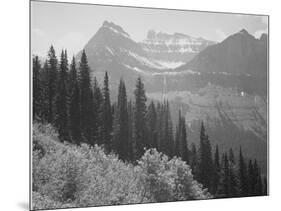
[{"left": 140, "top": 30, "right": 215, "bottom": 68}]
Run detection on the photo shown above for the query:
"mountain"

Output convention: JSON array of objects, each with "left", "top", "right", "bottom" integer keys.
[
  {"left": 178, "top": 29, "right": 268, "bottom": 78},
  {"left": 78, "top": 21, "right": 215, "bottom": 79},
  {"left": 76, "top": 22, "right": 267, "bottom": 173},
  {"left": 140, "top": 30, "right": 215, "bottom": 68},
  {"left": 77, "top": 21, "right": 216, "bottom": 91}
]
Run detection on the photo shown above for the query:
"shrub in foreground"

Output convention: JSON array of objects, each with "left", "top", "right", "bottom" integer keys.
[{"left": 32, "top": 122, "right": 210, "bottom": 210}]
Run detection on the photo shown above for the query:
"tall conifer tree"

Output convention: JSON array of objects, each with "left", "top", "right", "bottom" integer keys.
[
  {"left": 238, "top": 147, "right": 248, "bottom": 196},
  {"left": 156, "top": 102, "right": 164, "bottom": 153},
  {"left": 190, "top": 143, "right": 199, "bottom": 179},
  {"left": 55, "top": 50, "right": 69, "bottom": 141},
  {"left": 147, "top": 101, "right": 158, "bottom": 149},
  {"left": 174, "top": 110, "right": 188, "bottom": 162},
  {"left": 134, "top": 77, "right": 147, "bottom": 158},
  {"left": 213, "top": 144, "right": 221, "bottom": 194},
  {"left": 162, "top": 101, "right": 174, "bottom": 157},
  {"left": 229, "top": 149, "right": 239, "bottom": 197},
  {"left": 92, "top": 77, "right": 103, "bottom": 145},
  {"left": 102, "top": 72, "right": 113, "bottom": 151},
  {"left": 33, "top": 55, "right": 43, "bottom": 120},
  {"left": 79, "top": 50, "right": 94, "bottom": 143},
  {"left": 220, "top": 153, "right": 230, "bottom": 197},
  {"left": 46, "top": 45, "right": 58, "bottom": 123},
  {"left": 40, "top": 61, "right": 50, "bottom": 122},
  {"left": 198, "top": 122, "right": 214, "bottom": 191},
  {"left": 112, "top": 79, "right": 129, "bottom": 161},
  {"left": 127, "top": 100, "right": 135, "bottom": 161},
  {"left": 69, "top": 57, "right": 81, "bottom": 144}
]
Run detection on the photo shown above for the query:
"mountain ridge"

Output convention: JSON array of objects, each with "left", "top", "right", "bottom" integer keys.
[{"left": 177, "top": 29, "right": 268, "bottom": 78}]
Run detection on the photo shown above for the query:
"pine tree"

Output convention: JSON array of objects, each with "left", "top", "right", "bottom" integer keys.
[
  {"left": 33, "top": 55, "right": 43, "bottom": 120},
  {"left": 220, "top": 153, "right": 230, "bottom": 197},
  {"left": 147, "top": 101, "right": 158, "bottom": 149},
  {"left": 162, "top": 101, "right": 174, "bottom": 157},
  {"left": 229, "top": 149, "right": 239, "bottom": 197},
  {"left": 198, "top": 122, "right": 214, "bottom": 191},
  {"left": 174, "top": 112, "right": 181, "bottom": 157},
  {"left": 54, "top": 50, "right": 69, "bottom": 141},
  {"left": 112, "top": 79, "right": 129, "bottom": 161},
  {"left": 92, "top": 77, "right": 103, "bottom": 145},
  {"left": 134, "top": 77, "right": 147, "bottom": 158},
  {"left": 213, "top": 144, "right": 221, "bottom": 195},
  {"left": 238, "top": 147, "right": 248, "bottom": 196},
  {"left": 127, "top": 100, "right": 135, "bottom": 161},
  {"left": 68, "top": 57, "right": 81, "bottom": 144},
  {"left": 156, "top": 102, "right": 164, "bottom": 153},
  {"left": 174, "top": 110, "right": 188, "bottom": 162},
  {"left": 190, "top": 143, "right": 199, "bottom": 179},
  {"left": 46, "top": 45, "right": 58, "bottom": 123},
  {"left": 40, "top": 61, "right": 50, "bottom": 122},
  {"left": 79, "top": 50, "right": 94, "bottom": 143},
  {"left": 101, "top": 72, "right": 113, "bottom": 152},
  {"left": 248, "top": 159, "right": 254, "bottom": 195}
]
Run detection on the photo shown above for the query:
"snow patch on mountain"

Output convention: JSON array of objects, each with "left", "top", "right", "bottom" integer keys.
[
  {"left": 102, "top": 21, "right": 130, "bottom": 39},
  {"left": 154, "top": 60, "right": 185, "bottom": 69},
  {"left": 142, "top": 46, "right": 196, "bottom": 53},
  {"left": 151, "top": 69, "right": 201, "bottom": 76},
  {"left": 122, "top": 49, "right": 191, "bottom": 69},
  {"left": 104, "top": 25, "right": 130, "bottom": 38},
  {"left": 106, "top": 47, "right": 114, "bottom": 55},
  {"left": 123, "top": 62, "right": 201, "bottom": 76},
  {"left": 141, "top": 30, "right": 215, "bottom": 54},
  {"left": 123, "top": 64, "right": 150, "bottom": 75},
  {"left": 126, "top": 51, "right": 163, "bottom": 69}
]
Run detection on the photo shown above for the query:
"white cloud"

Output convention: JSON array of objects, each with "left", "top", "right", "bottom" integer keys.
[{"left": 215, "top": 29, "right": 227, "bottom": 42}]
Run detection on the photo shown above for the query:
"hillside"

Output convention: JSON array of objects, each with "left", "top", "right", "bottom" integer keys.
[{"left": 32, "top": 123, "right": 210, "bottom": 210}]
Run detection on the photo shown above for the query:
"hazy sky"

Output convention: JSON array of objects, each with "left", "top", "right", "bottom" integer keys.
[{"left": 31, "top": 1, "right": 268, "bottom": 57}]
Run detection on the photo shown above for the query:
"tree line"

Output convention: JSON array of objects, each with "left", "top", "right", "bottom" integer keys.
[{"left": 33, "top": 46, "right": 267, "bottom": 198}]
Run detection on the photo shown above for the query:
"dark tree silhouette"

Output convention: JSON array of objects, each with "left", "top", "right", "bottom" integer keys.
[
  {"left": 112, "top": 79, "right": 129, "bottom": 161},
  {"left": 102, "top": 72, "right": 113, "bottom": 152},
  {"left": 54, "top": 50, "right": 70, "bottom": 141}
]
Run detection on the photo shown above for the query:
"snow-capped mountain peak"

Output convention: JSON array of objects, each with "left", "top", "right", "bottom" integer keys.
[
  {"left": 101, "top": 20, "right": 130, "bottom": 38},
  {"left": 140, "top": 30, "right": 216, "bottom": 64}
]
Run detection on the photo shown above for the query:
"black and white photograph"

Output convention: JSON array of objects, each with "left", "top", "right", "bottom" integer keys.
[{"left": 31, "top": 0, "right": 268, "bottom": 210}]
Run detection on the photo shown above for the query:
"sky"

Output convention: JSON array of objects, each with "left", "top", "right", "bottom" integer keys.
[{"left": 31, "top": 0, "right": 268, "bottom": 57}]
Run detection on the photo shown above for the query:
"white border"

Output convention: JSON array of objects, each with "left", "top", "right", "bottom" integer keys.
[{"left": 1, "top": 0, "right": 279, "bottom": 211}]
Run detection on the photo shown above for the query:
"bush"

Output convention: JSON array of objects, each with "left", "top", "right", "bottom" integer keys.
[
  {"left": 32, "top": 122, "right": 210, "bottom": 210},
  {"left": 138, "top": 149, "right": 211, "bottom": 202}
]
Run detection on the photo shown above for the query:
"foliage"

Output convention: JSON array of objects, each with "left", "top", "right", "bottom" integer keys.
[
  {"left": 138, "top": 149, "right": 211, "bottom": 202},
  {"left": 32, "top": 123, "right": 210, "bottom": 210}
]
